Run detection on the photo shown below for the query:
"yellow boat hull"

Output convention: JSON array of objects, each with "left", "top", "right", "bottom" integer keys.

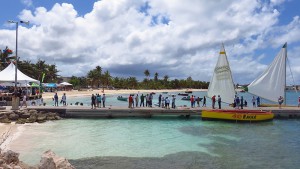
[{"left": 202, "top": 110, "right": 274, "bottom": 122}]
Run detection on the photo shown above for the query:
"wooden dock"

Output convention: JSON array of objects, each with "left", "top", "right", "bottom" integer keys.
[{"left": 24, "top": 106, "right": 300, "bottom": 119}]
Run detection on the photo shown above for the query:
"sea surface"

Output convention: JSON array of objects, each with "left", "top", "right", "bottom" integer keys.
[
  {"left": 6, "top": 91, "right": 299, "bottom": 168},
  {"left": 6, "top": 118, "right": 300, "bottom": 168}
]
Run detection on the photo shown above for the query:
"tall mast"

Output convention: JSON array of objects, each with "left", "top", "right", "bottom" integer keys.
[{"left": 284, "top": 42, "right": 287, "bottom": 105}]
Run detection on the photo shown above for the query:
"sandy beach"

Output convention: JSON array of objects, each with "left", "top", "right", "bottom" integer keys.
[{"left": 42, "top": 89, "right": 208, "bottom": 99}]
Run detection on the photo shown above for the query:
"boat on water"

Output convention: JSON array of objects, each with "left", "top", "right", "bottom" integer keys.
[
  {"left": 117, "top": 96, "right": 128, "bottom": 101},
  {"left": 205, "top": 43, "right": 275, "bottom": 122},
  {"left": 185, "top": 90, "right": 193, "bottom": 93},
  {"left": 181, "top": 96, "right": 190, "bottom": 100},
  {"left": 178, "top": 93, "right": 189, "bottom": 96},
  {"left": 202, "top": 110, "right": 274, "bottom": 122},
  {"left": 162, "top": 92, "right": 168, "bottom": 94}
]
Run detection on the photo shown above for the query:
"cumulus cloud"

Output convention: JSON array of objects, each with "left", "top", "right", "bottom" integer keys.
[{"left": 0, "top": 0, "right": 299, "bottom": 84}]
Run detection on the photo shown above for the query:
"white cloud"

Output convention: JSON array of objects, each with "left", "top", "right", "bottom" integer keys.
[
  {"left": 0, "top": 0, "right": 299, "bottom": 84},
  {"left": 21, "top": 0, "right": 33, "bottom": 7}
]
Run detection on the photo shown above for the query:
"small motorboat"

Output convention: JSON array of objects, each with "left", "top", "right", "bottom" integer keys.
[
  {"left": 185, "top": 90, "right": 193, "bottom": 93},
  {"left": 181, "top": 96, "right": 190, "bottom": 100},
  {"left": 117, "top": 96, "right": 128, "bottom": 101},
  {"left": 178, "top": 93, "right": 189, "bottom": 96}
]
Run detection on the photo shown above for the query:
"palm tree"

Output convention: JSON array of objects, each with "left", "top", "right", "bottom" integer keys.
[
  {"left": 144, "top": 69, "right": 150, "bottom": 80},
  {"left": 95, "top": 66, "right": 102, "bottom": 88},
  {"left": 154, "top": 72, "right": 159, "bottom": 81}
]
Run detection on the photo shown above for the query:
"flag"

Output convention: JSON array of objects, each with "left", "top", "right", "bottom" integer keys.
[{"left": 41, "top": 72, "right": 45, "bottom": 82}]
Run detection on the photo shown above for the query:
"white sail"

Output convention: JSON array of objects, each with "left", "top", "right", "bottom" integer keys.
[
  {"left": 248, "top": 43, "right": 287, "bottom": 103},
  {"left": 207, "top": 44, "right": 235, "bottom": 104}
]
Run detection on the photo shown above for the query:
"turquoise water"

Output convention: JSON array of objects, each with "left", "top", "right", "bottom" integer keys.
[
  {"left": 44, "top": 91, "right": 300, "bottom": 107},
  {"left": 12, "top": 118, "right": 300, "bottom": 168}
]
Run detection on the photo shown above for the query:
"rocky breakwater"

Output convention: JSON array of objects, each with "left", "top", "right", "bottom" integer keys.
[
  {"left": 0, "top": 149, "right": 74, "bottom": 169},
  {"left": 0, "top": 109, "right": 62, "bottom": 124}
]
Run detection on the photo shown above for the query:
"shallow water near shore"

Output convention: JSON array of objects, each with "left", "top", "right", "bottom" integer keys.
[{"left": 6, "top": 118, "right": 300, "bottom": 168}]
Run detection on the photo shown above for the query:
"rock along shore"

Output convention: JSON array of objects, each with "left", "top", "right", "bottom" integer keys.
[
  {"left": 0, "top": 149, "right": 74, "bottom": 169},
  {"left": 0, "top": 109, "right": 62, "bottom": 124}
]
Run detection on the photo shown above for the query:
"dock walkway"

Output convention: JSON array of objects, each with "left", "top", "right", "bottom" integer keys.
[{"left": 23, "top": 106, "right": 300, "bottom": 119}]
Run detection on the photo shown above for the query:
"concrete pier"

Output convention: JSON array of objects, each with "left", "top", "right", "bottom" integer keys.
[{"left": 25, "top": 106, "right": 300, "bottom": 119}]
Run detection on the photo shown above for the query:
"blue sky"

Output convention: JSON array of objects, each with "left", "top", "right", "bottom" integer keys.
[{"left": 1, "top": 0, "right": 300, "bottom": 84}]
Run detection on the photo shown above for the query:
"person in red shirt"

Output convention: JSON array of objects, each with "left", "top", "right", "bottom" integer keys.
[
  {"left": 190, "top": 95, "right": 195, "bottom": 108},
  {"left": 212, "top": 95, "right": 216, "bottom": 109},
  {"left": 128, "top": 95, "right": 133, "bottom": 108}
]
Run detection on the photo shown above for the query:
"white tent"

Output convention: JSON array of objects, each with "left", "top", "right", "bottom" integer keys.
[
  {"left": 60, "top": 82, "right": 72, "bottom": 86},
  {"left": 0, "top": 62, "right": 39, "bottom": 84}
]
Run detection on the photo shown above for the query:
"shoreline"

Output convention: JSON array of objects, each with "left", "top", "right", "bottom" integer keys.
[{"left": 42, "top": 89, "right": 208, "bottom": 99}]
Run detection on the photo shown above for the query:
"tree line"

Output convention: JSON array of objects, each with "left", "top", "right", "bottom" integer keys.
[{"left": 0, "top": 46, "right": 209, "bottom": 89}]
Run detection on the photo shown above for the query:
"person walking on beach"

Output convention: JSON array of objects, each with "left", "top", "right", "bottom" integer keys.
[
  {"left": 102, "top": 94, "right": 106, "bottom": 108},
  {"left": 97, "top": 94, "right": 102, "bottom": 108},
  {"left": 140, "top": 94, "right": 144, "bottom": 107},
  {"left": 54, "top": 93, "right": 59, "bottom": 106},
  {"left": 252, "top": 96, "right": 256, "bottom": 107},
  {"left": 62, "top": 93, "right": 66, "bottom": 106},
  {"left": 91, "top": 94, "right": 96, "bottom": 109},
  {"left": 158, "top": 94, "right": 162, "bottom": 107},
  {"left": 135, "top": 94, "right": 139, "bottom": 107},
  {"left": 212, "top": 95, "right": 216, "bottom": 109},
  {"left": 278, "top": 96, "right": 284, "bottom": 109},
  {"left": 202, "top": 96, "right": 206, "bottom": 107},
  {"left": 171, "top": 95, "right": 176, "bottom": 109},
  {"left": 217, "top": 95, "right": 221, "bottom": 109}
]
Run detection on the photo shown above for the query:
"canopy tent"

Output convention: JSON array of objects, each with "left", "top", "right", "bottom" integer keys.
[
  {"left": 60, "top": 82, "right": 72, "bottom": 86},
  {"left": 0, "top": 62, "right": 39, "bottom": 84}
]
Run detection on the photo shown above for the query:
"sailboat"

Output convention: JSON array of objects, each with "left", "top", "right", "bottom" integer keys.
[
  {"left": 248, "top": 43, "right": 287, "bottom": 104},
  {"left": 202, "top": 44, "right": 274, "bottom": 122}
]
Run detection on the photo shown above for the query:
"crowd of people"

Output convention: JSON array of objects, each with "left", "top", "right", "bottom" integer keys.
[{"left": 51, "top": 92, "right": 292, "bottom": 110}]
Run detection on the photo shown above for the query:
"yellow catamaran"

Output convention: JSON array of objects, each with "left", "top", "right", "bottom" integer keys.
[{"left": 203, "top": 43, "right": 284, "bottom": 122}]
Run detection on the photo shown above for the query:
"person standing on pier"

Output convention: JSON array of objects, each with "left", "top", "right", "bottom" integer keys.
[
  {"left": 91, "top": 94, "right": 96, "bottom": 109},
  {"left": 165, "top": 97, "right": 170, "bottom": 109},
  {"left": 54, "top": 93, "right": 59, "bottom": 106},
  {"left": 97, "top": 94, "right": 102, "bottom": 108},
  {"left": 171, "top": 95, "right": 176, "bottom": 109},
  {"left": 202, "top": 96, "right": 206, "bottom": 107},
  {"left": 217, "top": 95, "right": 221, "bottom": 109},
  {"left": 128, "top": 95, "right": 133, "bottom": 108},
  {"left": 146, "top": 94, "right": 149, "bottom": 107},
  {"left": 298, "top": 96, "right": 300, "bottom": 107},
  {"left": 212, "top": 95, "right": 216, "bottom": 109},
  {"left": 102, "top": 94, "right": 106, "bottom": 108},
  {"left": 62, "top": 93, "right": 67, "bottom": 106},
  {"left": 278, "top": 96, "right": 284, "bottom": 109},
  {"left": 240, "top": 96, "right": 244, "bottom": 109},
  {"left": 257, "top": 96, "right": 261, "bottom": 107},
  {"left": 135, "top": 94, "right": 139, "bottom": 107},
  {"left": 252, "top": 96, "right": 256, "bottom": 107},
  {"left": 140, "top": 94, "right": 145, "bottom": 107},
  {"left": 190, "top": 95, "right": 195, "bottom": 108},
  {"left": 158, "top": 94, "right": 162, "bottom": 107}
]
